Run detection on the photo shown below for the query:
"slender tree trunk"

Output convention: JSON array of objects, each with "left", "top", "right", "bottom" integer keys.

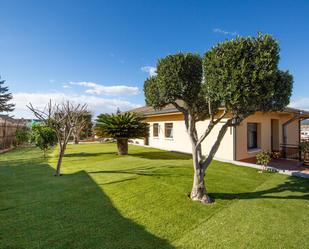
[
  {"left": 74, "top": 134, "right": 80, "bottom": 144},
  {"left": 55, "top": 145, "right": 65, "bottom": 176},
  {"left": 201, "top": 122, "right": 230, "bottom": 171},
  {"left": 117, "top": 139, "right": 128, "bottom": 155}
]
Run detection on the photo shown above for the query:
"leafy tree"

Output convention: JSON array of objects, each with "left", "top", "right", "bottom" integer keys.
[
  {"left": 0, "top": 77, "right": 15, "bottom": 113},
  {"left": 144, "top": 34, "right": 293, "bottom": 204},
  {"left": 15, "top": 128, "right": 30, "bottom": 147},
  {"left": 95, "top": 112, "right": 149, "bottom": 155},
  {"left": 31, "top": 124, "right": 57, "bottom": 157}
]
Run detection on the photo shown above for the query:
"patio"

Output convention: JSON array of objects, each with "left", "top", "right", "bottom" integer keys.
[{"left": 239, "top": 157, "right": 309, "bottom": 176}]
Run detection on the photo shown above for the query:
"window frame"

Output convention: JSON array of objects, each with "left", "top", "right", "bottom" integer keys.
[
  {"left": 153, "top": 123, "right": 159, "bottom": 137},
  {"left": 247, "top": 122, "right": 260, "bottom": 151},
  {"left": 164, "top": 123, "right": 173, "bottom": 138}
]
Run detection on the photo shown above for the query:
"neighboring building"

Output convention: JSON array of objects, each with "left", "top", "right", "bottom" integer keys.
[
  {"left": 301, "top": 124, "right": 309, "bottom": 140},
  {"left": 130, "top": 103, "right": 309, "bottom": 162}
]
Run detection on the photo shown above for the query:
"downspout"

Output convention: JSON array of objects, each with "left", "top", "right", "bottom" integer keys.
[{"left": 233, "top": 126, "right": 237, "bottom": 161}]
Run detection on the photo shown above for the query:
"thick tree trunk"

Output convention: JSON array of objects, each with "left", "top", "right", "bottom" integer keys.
[
  {"left": 117, "top": 139, "right": 128, "bottom": 155},
  {"left": 190, "top": 146, "right": 213, "bottom": 204}
]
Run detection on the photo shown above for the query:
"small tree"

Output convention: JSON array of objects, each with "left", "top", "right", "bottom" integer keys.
[
  {"left": 144, "top": 34, "right": 292, "bottom": 204},
  {"left": 28, "top": 101, "right": 87, "bottom": 176},
  {"left": 95, "top": 112, "right": 149, "bottom": 155},
  {"left": 0, "top": 76, "right": 15, "bottom": 113},
  {"left": 31, "top": 124, "right": 58, "bottom": 157},
  {"left": 72, "top": 112, "right": 92, "bottom": 144},
  {"left": 299, "top": 140, "right": 309, "bottom": 166},
  {"left": 15, "top": 128, "right": 30, "bottom": 147}
]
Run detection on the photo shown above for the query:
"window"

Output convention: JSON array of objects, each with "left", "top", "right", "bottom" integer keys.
[
  {"left": 247, "top": 123, "right": 259, "bottom": 150},
  {"left": 165, "top": 123, "right": 173, "bottom": 138},
  {"left": 153, "top": 123, "right": 159, "bottom": 137}
]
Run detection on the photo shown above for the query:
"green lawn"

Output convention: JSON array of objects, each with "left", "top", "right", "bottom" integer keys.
[{"left": 0, "top": 143, "right": 308, "bottom": 249}]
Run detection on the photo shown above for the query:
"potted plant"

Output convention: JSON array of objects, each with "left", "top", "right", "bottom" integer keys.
[
  {"left": 256, "top": 151, "right": 271, "bottom": 173},
  {"left": 299, "top": 140, "right": 309, "bottom": 166}
]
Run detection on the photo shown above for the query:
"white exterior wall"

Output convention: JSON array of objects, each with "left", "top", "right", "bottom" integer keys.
[{"left": 132, "top": 114, "right": 234, "bottom": 161}]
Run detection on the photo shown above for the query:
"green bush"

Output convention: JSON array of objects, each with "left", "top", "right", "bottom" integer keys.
[
  {"left": 256, "top": 151, "right": 271, "bottom": 172},
  {"left": 299, "top": 140, "right": 309, "bottom": 153},
  {"left": 31, "top": 124, "right": 58, "bottom": 157},
  {"left": 15, "top": 128, "right": 30, "bottom": 146},
  {"left": 256, "top": 151, "right": 271, "bottom": 166}
]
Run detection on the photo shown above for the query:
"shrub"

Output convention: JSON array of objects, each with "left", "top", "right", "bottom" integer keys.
[
  {"left": 15, "top": 128, "right": 30, "bottom": 147},
  {"left": 299, "top": 140, "right": 309, "bottom": 164},
  {"left": 31, "top": 124, "right": 58, "bottom": 157},
  {"left": 256, "top": 151, "right": 271, "bottom": 172},
  {"left": 299, "top": 140, "right": 309, "bottom": 153}
]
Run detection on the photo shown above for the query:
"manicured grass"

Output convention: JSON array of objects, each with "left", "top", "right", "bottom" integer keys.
[{"left": 0, "top": 143, "right": 308, "bottom": 249}]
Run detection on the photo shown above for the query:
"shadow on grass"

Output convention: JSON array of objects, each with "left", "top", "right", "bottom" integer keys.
[
  {"left": 64, "top": 152, "right": 117, "bottom": 157},
  {"left": 211, "top": 176, "right": 309, "bottom": 201},
  {"left": 128, "top": 151, "right": 191, "bottom": 160},
  {"left": 88, "top": 166, "right": 191, "bottom": 178},
  {"left": 64, "top": 150, "right": 191, "bottom": 161},
  {"left": 0, "top": 158, "right": 174, "bottom": 249}
]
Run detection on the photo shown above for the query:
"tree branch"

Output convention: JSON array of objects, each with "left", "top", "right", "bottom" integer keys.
[{"left": 195, "top": 109, "right": 227, "bottom": 148}]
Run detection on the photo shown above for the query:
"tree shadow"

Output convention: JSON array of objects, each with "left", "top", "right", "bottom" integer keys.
[
  {"left": 64, "top": 150, "right": 191, "bottom": 161},
  {"left": 0, "top": 158, "right": 175, "bottom": 249},
  {"left": 129, "top": 151, "right": 191, "bottom": 160},
  {"left": 211, "top": 176, "right": 309, "bottom": 201},
  {"left": 64, "top": 152, "right": 117, "bottom": 157},
  {"left": 88, "top": 165, "right": 190, "bottom": 177}
]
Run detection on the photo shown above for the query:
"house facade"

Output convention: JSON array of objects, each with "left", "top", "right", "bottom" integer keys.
[{"left": 130, "top": 104, "right": 309, "bottom": 162}]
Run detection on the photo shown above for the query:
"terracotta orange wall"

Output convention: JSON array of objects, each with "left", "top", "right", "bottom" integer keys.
[{"left": 235, "top": 112, "right": 299, "bottom": 160}]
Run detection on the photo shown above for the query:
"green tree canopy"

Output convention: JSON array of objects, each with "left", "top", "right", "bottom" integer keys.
[
  {"left": 144, "top": 34, "right": 293, "bottom": 204},
  {"left": 31, "top": 124, "right": 58, "bottom": 157},
  {"left": 0, "top": 77, "right": 15, "bottom": 113}
]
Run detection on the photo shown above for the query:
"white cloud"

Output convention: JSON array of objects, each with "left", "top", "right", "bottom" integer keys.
[
  {"left": 141, "top": 66, "right": 157, "bottom": 77},
  {"left": 12, "top": 92, "right": 141, "bottom": 119},
  {"left": 69, "top": 82, "right": 139, "bottom": 95},
  {"left": 289, "top": 98, "right": 309, "bottom": 111},
  {"left": 213, "top": 28, "right": 238, "bottom": 36},
  {"left": 62, "top": 84, "right": 71, "bottom": 89}
]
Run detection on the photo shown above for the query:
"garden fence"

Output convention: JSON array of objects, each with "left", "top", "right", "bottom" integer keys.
[{"left": 0, "top": 118, "right": 27, "bottom": 150}]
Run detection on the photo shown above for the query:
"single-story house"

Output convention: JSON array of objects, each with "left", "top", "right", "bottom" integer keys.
[{"left": 129, "top": 103, "right": 309, "bottom": 162}]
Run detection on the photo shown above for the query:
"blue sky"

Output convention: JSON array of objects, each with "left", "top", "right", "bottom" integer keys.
[{"left": 0, "top": 0, "right": 308, "bottom": 118}]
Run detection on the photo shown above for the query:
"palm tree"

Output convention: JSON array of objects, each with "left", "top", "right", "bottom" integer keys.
[{"left": 95, "top": 112, "right": 149, "bottom": 155}]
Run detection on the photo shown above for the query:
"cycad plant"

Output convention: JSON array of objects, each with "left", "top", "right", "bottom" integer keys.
[{"left": 95, "top": 112, "right": 149, "bottom": 155}]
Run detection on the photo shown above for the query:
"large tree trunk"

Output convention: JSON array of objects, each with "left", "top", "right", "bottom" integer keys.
[
  {"left": 117, "top": 139, "right": 128, "bottom": 155},
  {"left": 190, "top": 146, "right": 213, "bottom": 204}
]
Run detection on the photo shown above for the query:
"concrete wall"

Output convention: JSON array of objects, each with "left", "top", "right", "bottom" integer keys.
[{"left": 132, "top": 112, "right": 234, "bottom": 161}]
